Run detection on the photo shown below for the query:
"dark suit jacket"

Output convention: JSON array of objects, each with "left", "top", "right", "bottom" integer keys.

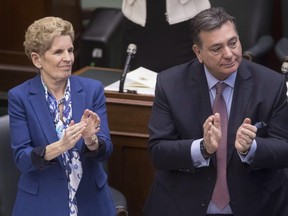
[
  {"left": 144, "top": 59, "right": 288, "bottom": 216},
  {"left": 8, "top": 75, "right": 115, "bottom": 216}
]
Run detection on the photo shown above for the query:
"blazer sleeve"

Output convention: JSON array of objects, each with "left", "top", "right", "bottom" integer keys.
[
  {"left": 251, "top": 74, "right": 288, "bottom": 169},
  {"left": 148, "top": 71, "right": 196, "bottom": 173}
]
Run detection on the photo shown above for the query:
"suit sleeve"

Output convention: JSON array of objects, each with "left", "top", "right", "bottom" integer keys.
[
  {"left": 148, "top": 74, "right": 196, "bottom": 173},
  {"left": 251, "top": 75, "right": 288, "bottom": 169}
]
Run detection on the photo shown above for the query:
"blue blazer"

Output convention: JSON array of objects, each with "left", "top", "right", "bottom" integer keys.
[
  {"left": 8, "top": 75, "right": 115, "bottom": 216},
  {"left": 144, "top": 59, "right": 288, "bottom": 216}
]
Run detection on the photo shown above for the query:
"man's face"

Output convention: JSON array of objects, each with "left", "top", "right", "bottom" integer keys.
[{"left": 193, "top": 21, "right": 242, "bottom": 80}]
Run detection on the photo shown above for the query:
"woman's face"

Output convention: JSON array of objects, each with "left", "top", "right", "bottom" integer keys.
[{"left": 32, "top": 35, "right": 74, "bottom": 85}]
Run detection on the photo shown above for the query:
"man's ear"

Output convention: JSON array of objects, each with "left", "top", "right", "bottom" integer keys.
[
  {"left": 192, "top": 45, "right": 202, "bottom": 63},
  {"left": 31, "top": 52, "right": 42, "bottom": 69}
]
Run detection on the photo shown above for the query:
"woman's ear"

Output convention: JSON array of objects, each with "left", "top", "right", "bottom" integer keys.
[
  {"left": 192, "top": 44, "right": 202, "bottom": 63},
  {"left": 31, "top": 52, "right": 42, "bottom": 69}
]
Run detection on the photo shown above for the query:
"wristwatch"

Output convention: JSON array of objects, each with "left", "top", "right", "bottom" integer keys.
[{"left": 200, "top": 140, "right": 212, "bottom": 159}]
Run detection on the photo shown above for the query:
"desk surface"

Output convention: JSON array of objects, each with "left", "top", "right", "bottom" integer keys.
[
  {"left": 74, "top": 66, "right": 121, "bottom": 87},
  {"left": 74, "top": 66, "right": 154, "bottom": 101}
]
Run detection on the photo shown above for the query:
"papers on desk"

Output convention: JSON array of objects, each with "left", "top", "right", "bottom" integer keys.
[{"left": 104, "top": 67, "right": 157, "bottom": 96}]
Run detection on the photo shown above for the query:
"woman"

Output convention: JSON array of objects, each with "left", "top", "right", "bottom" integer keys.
[{"left": 8, "top": 17, "right": 115, "bottom": 216}]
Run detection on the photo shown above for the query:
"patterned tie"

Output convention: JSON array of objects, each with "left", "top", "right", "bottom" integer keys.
[{"left": 211, "top": 82, "right": 230, "bottom": 210}]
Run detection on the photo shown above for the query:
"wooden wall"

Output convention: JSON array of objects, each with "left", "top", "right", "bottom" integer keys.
[{"left": 0, "top": 0, "right": 82, "bottom": 93}]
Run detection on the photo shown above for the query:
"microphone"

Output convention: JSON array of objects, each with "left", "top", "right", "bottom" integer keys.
[
  {"left": 281, "top": 61, "right": 288, "bottom": 78},
  {"left": 119, "top": 43, "right": 137, "bottom": 93}
]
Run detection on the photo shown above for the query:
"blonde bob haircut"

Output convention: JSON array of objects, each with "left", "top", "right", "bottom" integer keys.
[{"left": 23, "top": 16, "right": 74, "bottom": 60}]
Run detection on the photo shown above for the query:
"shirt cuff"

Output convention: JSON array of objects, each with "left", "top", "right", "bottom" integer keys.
[
  {"left": 31, "top": 146, "right": 46, "bottom": 168},
  {"left": 238, "top": 139, "right": 257, "bottom": 164},
  {"left": 84, "top": 137, "right": 106, "bottom": 157},
  {"left": 191, "top": 139, "right": 210, "bottom": 167}
]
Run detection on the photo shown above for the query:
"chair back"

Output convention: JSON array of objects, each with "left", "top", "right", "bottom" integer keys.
[
  {"left": 210, "top": 0, "right": 272, "bottom": 51},
  {"left": 0, "top": 115, "right": 20, "bottom": 216}
]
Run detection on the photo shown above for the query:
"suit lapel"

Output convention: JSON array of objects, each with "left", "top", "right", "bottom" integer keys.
[
  {"left": 190, "top": 63, "right": 219, "bottom": 165},
  {"left": 190, "top": 63, "right": 213, "bottom": 128},
  {"left": 227, "top": 62, "right": 254, "bottom": 163}
]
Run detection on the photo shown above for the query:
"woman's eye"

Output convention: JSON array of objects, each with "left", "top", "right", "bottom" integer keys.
[{"left": 55, "top": 50, "right": 62, "bottom": 54}]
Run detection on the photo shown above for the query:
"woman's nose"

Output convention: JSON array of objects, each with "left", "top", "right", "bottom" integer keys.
[{"left": 63, "top": 51, "right": 73, "bottom": 61}]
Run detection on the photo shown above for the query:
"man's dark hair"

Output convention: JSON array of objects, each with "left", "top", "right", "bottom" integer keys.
[{"left": 190, "top": 7, "right": 237, "bottom": 47}]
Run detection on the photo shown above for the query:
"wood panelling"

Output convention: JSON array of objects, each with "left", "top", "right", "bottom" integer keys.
[
  {"left": 105, "top": 91, "right": 155, "bottom": 216},
  {"left": 0, "top": 0, "right": 82, "bottom": 93},
  {"left": 0, "top": 0, "right": 81, "bottom": 57}
]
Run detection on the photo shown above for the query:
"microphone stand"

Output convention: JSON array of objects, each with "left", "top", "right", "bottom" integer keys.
[{"left": 119, "top": 44, "right": 137, "bottom": 93}]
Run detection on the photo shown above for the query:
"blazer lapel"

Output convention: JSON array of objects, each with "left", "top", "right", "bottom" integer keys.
[
  {"left": 190, "top": 63, "right": 219, "bottom": 165},
  {"left": 227, "top": 62, "right": 254, "bottom": 163},
  {"left": 70, "top": 76, "right": 86, "bottom": 152},
  {"left": 29, "top": 76, "right": 65, "bottom": 167},
  {"left": 29, "top": 75, "right": 59, "bottom": 144},
  {"left": 190, "top": 63, "right": 213, "bottom": 128}
]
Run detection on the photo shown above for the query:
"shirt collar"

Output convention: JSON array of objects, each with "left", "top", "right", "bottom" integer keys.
[
  {"left": 204, "top": 65, "right": 237, "bottom": 90},
  {"left": 41, "top": 77, "right": 71, "bottom": 100}
]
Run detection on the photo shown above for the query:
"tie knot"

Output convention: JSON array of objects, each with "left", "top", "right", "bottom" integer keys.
[{"left": 215, "top": 82, "right": 227, "bottom": 95}]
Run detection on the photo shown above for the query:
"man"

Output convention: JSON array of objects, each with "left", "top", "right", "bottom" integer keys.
[{"left": 144, "top": 7, "right": 288, "bottom": 216}]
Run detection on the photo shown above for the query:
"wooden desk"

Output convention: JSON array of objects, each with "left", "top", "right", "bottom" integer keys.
[{"left": 74, "top": 66, "right": 155, "bottom": 216}]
